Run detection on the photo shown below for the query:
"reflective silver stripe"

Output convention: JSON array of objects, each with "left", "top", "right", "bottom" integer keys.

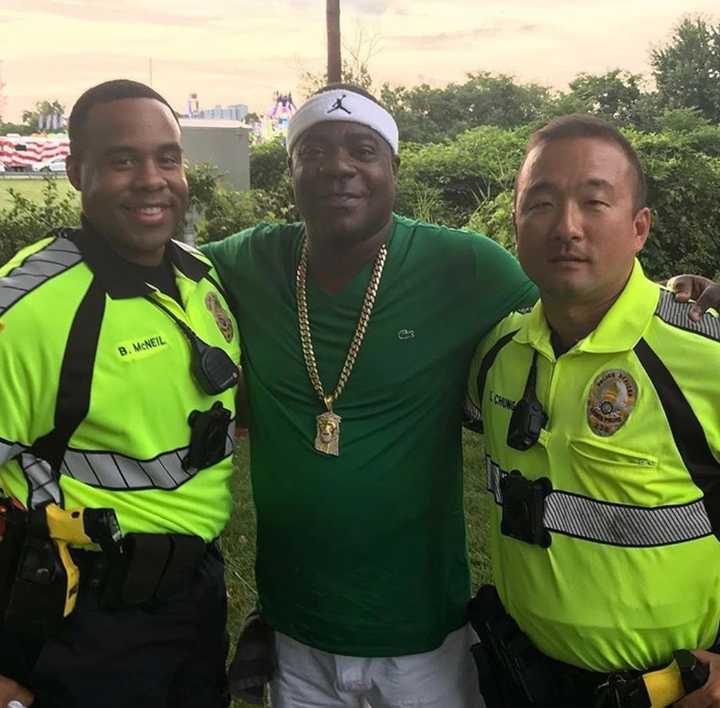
[
  {"left": 0, "top": 440, "right": 24, "bottom": 466},
  {"left": 62, "top": 420, "right": 236, "bottom": 491},
  {"left": 655, "top": 290, "right": 720, "bottom": 341},
  {"left": 0, "top": 238, "right": 82, "bottom": 315},
  {"left": 462, "top": 395, "right": 483, "bottom": 431},
  {"left": 486, "top": 456, "right": 713, "bottom": 547},
  {"left": 20, "top": 452, "right": 62, "bottom": 507}
]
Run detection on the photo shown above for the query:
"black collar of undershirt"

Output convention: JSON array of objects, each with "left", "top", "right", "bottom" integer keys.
[{"left": 55, "top": 218, "right": 209, "bottom": 299}]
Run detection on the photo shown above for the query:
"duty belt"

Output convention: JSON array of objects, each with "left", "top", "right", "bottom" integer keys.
[
  {"left": 467, "top": 585, "right": 711, "bottom": 708},
  {"left": 71, "top": 533, "right": 216, "bottom": 608}
]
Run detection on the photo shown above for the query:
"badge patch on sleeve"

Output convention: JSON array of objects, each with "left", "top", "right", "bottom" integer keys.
[
  {"left": 205, "top": 292, "right": 234, "bottom": 343},
  {"left": 587, "top": 369, "right": 637, "bottom": 437}
]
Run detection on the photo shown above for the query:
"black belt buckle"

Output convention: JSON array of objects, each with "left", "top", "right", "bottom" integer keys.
[
  {"left": 594, "top": 672, "right": 648, "bottom": 708},
  {"left": 500, "top": 471, "right": 552, "bottom": 548}
]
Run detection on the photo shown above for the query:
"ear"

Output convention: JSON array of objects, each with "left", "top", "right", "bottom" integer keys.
[
  {"left": 632, "top": 207, "right": 651, "bottom": 253},
  {"left": 66, "top": 153, "right": 82, "bottom": 191},
  {"left": 287, "top": 153, "right": 294, "bottom": 177},
  {"left": 391, "top": 154, "right": 400, "bottom": 178},
  {"left": 512, "top": 207, "right": 519, "bottom": 247}
]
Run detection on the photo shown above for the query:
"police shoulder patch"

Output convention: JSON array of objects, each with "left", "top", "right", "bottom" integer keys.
[
  {"left": 205, "top": 292, "right": 234, "bottom": 343},
  {"left": 587, "top": 369, "right": 637, "bottom": 437}
]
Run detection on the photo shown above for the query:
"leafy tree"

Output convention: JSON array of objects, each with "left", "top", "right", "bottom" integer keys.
[
  {"left": 652, "top": 17, "right": 720, "bottom": 123},
  {"left": 381, "top": 73, "right": 550, "bottom": 144},
  {"left": 565, "top": 70, "right": 644, "bottom": 123}
]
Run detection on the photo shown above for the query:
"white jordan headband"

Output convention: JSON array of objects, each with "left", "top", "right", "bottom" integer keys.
[{"left": 287, "top": 89, "right": 399, "bottom": 155}]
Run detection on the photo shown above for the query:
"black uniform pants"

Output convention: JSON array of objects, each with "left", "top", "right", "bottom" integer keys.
[{"left": 0, "top": 548, "right": 229, "bottom": 708}]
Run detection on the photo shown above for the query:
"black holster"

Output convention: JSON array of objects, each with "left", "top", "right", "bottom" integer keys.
[
  {"left": 466, "top": 586, "right": 686, "bottom": 708},
  {"left": 99, "top": 533, "right": 208, "bottom": 608},
  {"left": 468, "top": 585, "right": 555, "bottom": 708}
]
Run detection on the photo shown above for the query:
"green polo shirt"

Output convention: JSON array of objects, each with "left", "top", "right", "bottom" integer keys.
[{"left": 204, "top": 214, "right": 536, "bottom": 656}]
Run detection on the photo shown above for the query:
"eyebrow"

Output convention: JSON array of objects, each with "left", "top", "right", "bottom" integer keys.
[
  {"left": 104, "top": 142, "right": 182, "bottom": 155},
  {"left": 524, "top": 177, "right": 616, "bottom": 197}
]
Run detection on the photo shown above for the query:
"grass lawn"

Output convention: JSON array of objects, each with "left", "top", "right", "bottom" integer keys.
[
  {"left": 0, "top": 177, "right": 77, "bottom": 209},
  {"left": 225, "top": 430, "right": 491, "bottom": 707}
]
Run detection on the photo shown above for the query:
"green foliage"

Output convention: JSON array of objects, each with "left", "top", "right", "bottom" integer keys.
[
  {"left": 381, "top": 73, "right": 550, "bottom": 144},
  {"left": 466, "top": 191, "right": 516, "bottom": 254},
  {"left": 250, "top": 137, "right": 287, "bottom": 191},
  {"left": 186, "top": 163, "right": 285, "bottom": 245},
  {"left": 654, "top": 107, "right": 710, "bottom": 133},
  {"left": 632, "top": 129, "right": 720, "bottom": 279},
  {"left": 564, "top": 70, "right": 645, "bottom": 125},
  {"left": 0, "top": 121, "right": 32, "bottom": 136},
  {"left": 0, "top": 179, "right": 80, "bottom": 264},
  {"left": 396, "top": 126, "right": 528, "bottom": 227},
  {"left": 652, "top": 17, "right": 720, "bottom": 123}
]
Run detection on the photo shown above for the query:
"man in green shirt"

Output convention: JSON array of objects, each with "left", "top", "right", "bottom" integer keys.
[{"left": 204, "top": 84, "right": 535, "bottom": 707}]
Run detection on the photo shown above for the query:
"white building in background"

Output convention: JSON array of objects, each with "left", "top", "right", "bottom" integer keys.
[{"left": 179, "top": 118, "right": 251, "bottom": 192}]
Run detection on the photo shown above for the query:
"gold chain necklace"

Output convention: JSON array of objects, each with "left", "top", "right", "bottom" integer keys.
[{"left": 296, "top": 237, "right": 388, "bottom": 456}]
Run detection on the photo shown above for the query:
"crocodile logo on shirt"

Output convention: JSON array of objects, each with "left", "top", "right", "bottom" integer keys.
[{"left": 397, "top": 329, "right": 415, "bottom": 340}]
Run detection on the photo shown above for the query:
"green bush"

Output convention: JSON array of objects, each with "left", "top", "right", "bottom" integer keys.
[
  {"left": 187, "top": 163, "right": 285, "bottom": 244},
  {"left": 633, "top": 130, "right": 720, "bottom": 279},
  {"left": 396, "top": 126, "right": 529, "bottom": 228},
  {"left": 0, "top": 179, "right": 80, "bottom": 265}
]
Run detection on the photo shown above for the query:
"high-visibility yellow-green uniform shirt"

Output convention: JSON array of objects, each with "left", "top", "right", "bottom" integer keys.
[
  {"left": 0, "top": 229, "right": 239, "bottom": 540},
  {"left": 467, "top": 260, "right": 720, "bottom": 672}
]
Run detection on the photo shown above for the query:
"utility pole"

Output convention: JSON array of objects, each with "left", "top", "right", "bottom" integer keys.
[{"left": 326, "top": 0, "right": 341, "bottom": 84}]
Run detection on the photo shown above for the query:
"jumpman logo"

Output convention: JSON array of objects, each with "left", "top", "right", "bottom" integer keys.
[{"left": 327, "top": 94, "right": 352, "bottom": 115}]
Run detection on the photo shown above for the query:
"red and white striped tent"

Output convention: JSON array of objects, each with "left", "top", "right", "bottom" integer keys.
[{"left": 0, "top": 134, "right": 70, "bottom": 169}]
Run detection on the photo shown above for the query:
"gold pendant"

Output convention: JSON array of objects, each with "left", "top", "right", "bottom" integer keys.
[{"left": 315, "top": 411, "right": 341, "bottom": 456}]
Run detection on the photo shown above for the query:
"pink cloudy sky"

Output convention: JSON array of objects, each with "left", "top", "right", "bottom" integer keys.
[{"left": 1, "top": 0, "right": 716, "bottom": 121}]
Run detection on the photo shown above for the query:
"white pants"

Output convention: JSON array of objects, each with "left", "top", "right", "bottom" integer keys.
[{"left": 270, "top": 624, "right": 485, "bottom": 708}]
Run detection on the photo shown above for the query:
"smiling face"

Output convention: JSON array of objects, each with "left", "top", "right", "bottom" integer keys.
[
  {"left": 289, "top": 121, "right": 399, "bottom": 245},
  {"left": 66, "top": 97, "right": 188, "bottom": 266},
  {"left": 514, "top": 136, "right": 650, "bottom": 307}
]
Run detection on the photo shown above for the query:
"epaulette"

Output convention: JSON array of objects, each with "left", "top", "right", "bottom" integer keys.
[
  {"left": 0, "top": 235, "right": 82, "bottom": 317},
  {"left": 174, "top": 239, "right": 205, "bottom": 258},
  {"left": 654, "top": 289, "right": 720, "bottom": 342}
]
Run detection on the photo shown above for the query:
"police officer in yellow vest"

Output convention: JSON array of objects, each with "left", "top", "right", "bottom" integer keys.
[
  {"left": 466, "top": 114, "right": 720, "bottom": 708},
  {"left": 0, "top": 80, "right": 239, "bottom": 708}
]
